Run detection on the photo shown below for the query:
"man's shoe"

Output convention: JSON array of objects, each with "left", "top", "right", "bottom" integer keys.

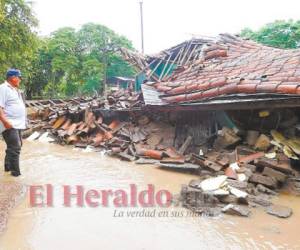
[
  {"left": 5, "top": 167, "right": 10, "bottom": 172},
  {"left": 11, "top": 171, "right": 21, "bottom": 177}
]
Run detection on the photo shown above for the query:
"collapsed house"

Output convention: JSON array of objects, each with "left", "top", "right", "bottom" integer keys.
[
  {"left": 119, "top": 37, "right": 212, "bottom": 85},
  {"left": 26, "top": 34, "right": 300, "bottom": 218}
]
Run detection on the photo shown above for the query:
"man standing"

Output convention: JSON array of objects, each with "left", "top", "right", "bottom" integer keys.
[{"left": 0, "top": 69, "right": 26, "bottom": 177}]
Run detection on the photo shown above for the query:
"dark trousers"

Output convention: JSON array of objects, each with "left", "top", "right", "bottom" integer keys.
[{"left": 2, "top": 128, "right": 22, "bottom": 174}]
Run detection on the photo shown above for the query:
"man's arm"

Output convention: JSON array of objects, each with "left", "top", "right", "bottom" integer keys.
[
  {"left": 0, "top": 86, "right": 12, "bottom": 129},
  {"left": 0, "top": 107, "right": 12, "bottom": 129}
]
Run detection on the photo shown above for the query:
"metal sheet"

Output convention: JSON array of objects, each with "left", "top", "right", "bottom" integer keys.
[{"left": 141, "top": 84, "right": 167, "bottom": 106}]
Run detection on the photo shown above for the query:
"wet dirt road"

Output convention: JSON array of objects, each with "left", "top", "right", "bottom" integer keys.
[{"left": 0, "top": 141, "right": 300, "bottom": 250}]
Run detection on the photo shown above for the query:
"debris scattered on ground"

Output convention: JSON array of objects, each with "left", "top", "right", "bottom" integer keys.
[
  {"left": 175, "top": 109, "right": 300, "bottom": 218},
  {"left": 25, "top": 95, "right": 300, "bottom": 219},
  {"left": 266, "top": 205, "right": 293, "bottom": 218},
  {"left": 222, "top": 204, "right": 251, "bottom": 217}
]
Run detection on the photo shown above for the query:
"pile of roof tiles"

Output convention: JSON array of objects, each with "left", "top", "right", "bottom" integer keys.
[
  {"left": 24, "top": 88, "right": 144, "bottom": 141},
  {"left": 178, "top": 120, "right": 300, "bottom": 218},
  {"left": 26, "top": 101, "right": 300, "bottom": 218},
  {"left": 106, "top": 89, "right": 143, "bottom": 110},
  {"left": 34, "top": 110, "right": 300, "bottom": 220},
  {"left": 26, "top": 89, "right": 143, "bottom": 115},
  {"left": 26, "top": 108, "right": 187, "bottom": 167}
]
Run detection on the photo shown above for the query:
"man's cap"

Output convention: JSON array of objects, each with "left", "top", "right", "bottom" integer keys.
[{"left": 6, "top": 69, "right": 22, "bottom": 78}]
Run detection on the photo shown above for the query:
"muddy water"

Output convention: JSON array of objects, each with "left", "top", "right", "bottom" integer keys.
[{"left": 0, "top": 141, "right": 300, "bottom": 250}]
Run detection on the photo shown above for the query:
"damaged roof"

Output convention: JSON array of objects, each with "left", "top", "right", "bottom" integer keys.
[
  {"left": 119, "top": 37, "right": 214, "bottom": 82},
  {"left": 124, "top": 34, "right": 300, "bottom": 109}
]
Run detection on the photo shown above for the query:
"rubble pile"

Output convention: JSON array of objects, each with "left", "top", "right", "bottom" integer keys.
[
  {"left": 26, "top": 107, "right": 179, "bottom": 161},
  {"left": 26, "top": 89, "right": 143, "bottom": 117},
  {"left": 105, "top": 89, "right": 143, "bottom": 110},
  {"left": 25, "top": 90, "right": 180, "bottom": 161},
  {"left": 25, "top": 97, "right": 300, "bottom": 218},
  {"left": 179, "top": 111, "right": 300, "bottom": 218},
  {"left": 25, "top": 89, "right": 143, "bottom": 137}
]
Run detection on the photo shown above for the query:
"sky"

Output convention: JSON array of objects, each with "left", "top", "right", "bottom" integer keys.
[{"left": 32, "top": 0, "right": 300, "bottom": 54}]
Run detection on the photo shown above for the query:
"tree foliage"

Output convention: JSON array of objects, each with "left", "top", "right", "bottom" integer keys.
[
  {"left": 25, "top": 38, "right": 52, "bottom": 98},
  {"left": 0, "top": 1, "right": 136, "bottom": 98},
  {"left": 241, "top": 20, "right": 300, "bottom": 49},
  {"left": 0, "top": 0, "right": 43, "bottom": 99},
  {"left": 35, "top": 23, "right": 136, "bottom": 98},
  {"left": 0, "top": 0, "right": 38, "bottom": 83}
]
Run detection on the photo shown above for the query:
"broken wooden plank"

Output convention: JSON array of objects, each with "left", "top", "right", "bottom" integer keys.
[
  {"left": 160, "top": 157, "right": 185, "bottom": 164},
  {"left": 192, "top": 154, "right": 223, "bottom": 172},
  {"left": 262, "top": 167, "right": 287, "bottom": 183},
  {"left": 255, "top": 158, "right": 294, "bottom": 175},
  {"left": 179, "top": 135, "right": 193, "bottom": 155},
  {"left": 249, "top": 174, "right": 277, "bottom": 189},
  {"left": 159, "top": 163, "right": 200, "bottom": 170}
]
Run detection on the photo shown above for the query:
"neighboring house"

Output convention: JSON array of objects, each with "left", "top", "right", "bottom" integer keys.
[{"left": 107, "top": 76, "right": 135, "bottom": 91}]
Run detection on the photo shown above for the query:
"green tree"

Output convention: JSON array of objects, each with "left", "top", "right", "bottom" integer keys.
[
  {"left": 0, "top": 0, "right": 38, "bottom": 78},
  {"left": 25, "top": 38, "right": 52, "bottom": 99},
  {"left": 0, "top": 2, "right": 136, "bottom": 98},
  {"left": 46, "top": 27, "right": 80, "bottom": 97},
  {"left": 241, "top": 20, "right": 300, "bottom": 49},
  {"left": 76, "top": 23, "right": 135, "bottom": 94},
  {"left": 40, "top": 23, "right": 135, "bottom": 97}
]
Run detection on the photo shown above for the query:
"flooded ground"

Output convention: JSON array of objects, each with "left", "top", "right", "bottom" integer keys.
[{"left": 0, "top": 140, "right": 300, "bottom": 250}]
